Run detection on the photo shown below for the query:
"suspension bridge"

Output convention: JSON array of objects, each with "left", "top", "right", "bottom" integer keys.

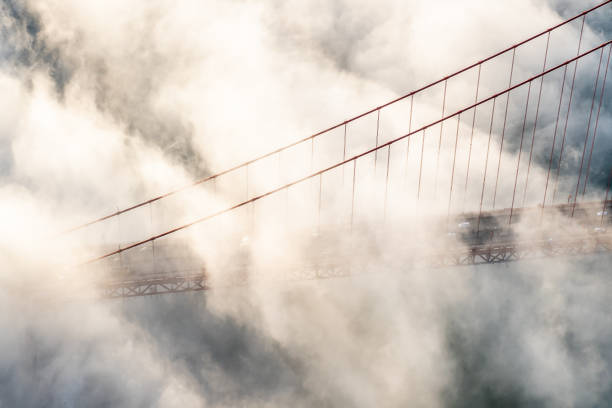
[{"left": 56, "top": 1, "right": 612, "bottom": 299}]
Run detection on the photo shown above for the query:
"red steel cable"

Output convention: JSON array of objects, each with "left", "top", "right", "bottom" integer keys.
[
  {"left": 509, "top": 82, "right": 533, "bottom": 225},
  {"left": 343, "top": 123, "right": 347, "bottom": 161},
  {"left": 583, "top": 44, "right": 612, "bottom": 196},
  {"left": 552, "top": 15, "right": 586, "bottom": 203},
  {"left": 571, "top": 46, "right": 605, "bottom": 217},
  {"left": 448, "top": 114, "right": 461, "bottom": 221},
  {"left": 522, "top": 32, "right": 550, "bottom": 207},
  {"left": 418, "top": 129, "right": 426, "bottom": 200},
  {"left": 492, "top": 48, "right": 516, "bottom": 209},
  {"left": 477, "top": 98, "right": 497, "bottom": 236},
  {"left": 81, "top": 41, "right": 611, "bottom": 265},
  {"left": 541, "top": 64, "right": 568, "bottom": 218},
  {"left": 464, "top": 64, "right": 482, "bottom": 212},
  {"left": 152, "top": 239, "right": 156, "bottom": 274},
  {"left": 435, "top": 80, "right": 448, "bottom": 198},
  {"left": 63, "top": 1, "right": 612, "bottom": 235}
]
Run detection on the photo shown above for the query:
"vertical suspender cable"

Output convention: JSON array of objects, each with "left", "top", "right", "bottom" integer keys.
[
  {"left": 418, "top": 129, "right": 426, "bottom": 200},
  {"left": 493, "top": 48, "right": 516, "bottom": 209},
  {"left": 384, "top": 146, "right": 391, "bottom": 222},
  {"left": 522, "top": 32, "right": 550, "bottom": 207},
  {"left": 448, "top": 114, "right": 461, "bottom": 223},
  {"left": 541, "top": 65, "right": 568, "bottom": 219},
  {"left": 342, "top": 123, "right": 347, "bottom": 187},
  {"left": 509, "top": 82, "right": 533, "bottom": 225},
  {"left": 477, "top": 98, "right": 497, "bottom": 236},
  {"left": 464, "top": 64, "right": 482, "bottom": 212},
  {"left": 552, "top": 15, "right": 586, "bottom": 203},
  {"left": 375, "top": 109, "right": 380, "bottom": 171},
  {"left": 435, "top": 80, "right": 448, "bottom": 198},
  {"left": 571, "top": 47, "right": 605, "bottom": 217},
  {"left": 583, "top": 44, "right": 612, "bottom": 196}
]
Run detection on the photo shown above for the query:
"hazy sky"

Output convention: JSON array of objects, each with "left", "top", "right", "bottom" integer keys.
[{"left": 1, "top": 1, "right": 612, "bottom": 407}]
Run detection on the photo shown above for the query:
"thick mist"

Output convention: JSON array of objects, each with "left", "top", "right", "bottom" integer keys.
[{"left": 1, "top": 0, "right": 612, "bottom": 407}]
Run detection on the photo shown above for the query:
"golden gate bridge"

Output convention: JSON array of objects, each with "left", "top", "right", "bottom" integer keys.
[{"left": 55, "top": 1, "right": 612, "bottom": 299}]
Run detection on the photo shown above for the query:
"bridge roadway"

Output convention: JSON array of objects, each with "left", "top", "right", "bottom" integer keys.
[{"left": 91, "top": 200, "right": 611, "bottom": 298}]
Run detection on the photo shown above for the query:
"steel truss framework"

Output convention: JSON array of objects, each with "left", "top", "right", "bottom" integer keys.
[
  {"left": 431, "top": 234, "right": 612, "bottom": 266},
  {"left": 99, "top": 233, "right": 612, "bottom": 299},
  {"left": 101, "top": 274, "right": 209, "bottom": 298}
]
